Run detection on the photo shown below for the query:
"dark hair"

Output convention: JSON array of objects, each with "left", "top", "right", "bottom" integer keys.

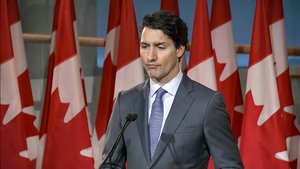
[{"left": 140, "top": 10, "right": 188, "bottom": 49}]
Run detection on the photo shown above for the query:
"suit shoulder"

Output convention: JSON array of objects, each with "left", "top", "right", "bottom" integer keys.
[
  {"left": 185, "top": 79, "right": 224, "bottom": 104},
  {"left": 118, "top": 81, "right": 147, "bottom": 98},
  {"left": 181, "top": 74, "right": 222, "bottom": 99},
  {"left": 190, "top": 80, "right": 217, "bottom": 95}
]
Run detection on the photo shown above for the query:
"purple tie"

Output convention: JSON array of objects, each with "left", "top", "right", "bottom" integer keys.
[{"left": 149, "top": 88, "right": 167, "bottom": 159}]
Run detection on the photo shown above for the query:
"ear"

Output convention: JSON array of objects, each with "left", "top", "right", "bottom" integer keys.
[{"left": 176, "top": 45, "right": 185, "bottom": 59}]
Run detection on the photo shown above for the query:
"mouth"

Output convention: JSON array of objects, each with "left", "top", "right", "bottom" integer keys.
[{"left": 146, "top": 64, "right": 159, "bottom": 69}]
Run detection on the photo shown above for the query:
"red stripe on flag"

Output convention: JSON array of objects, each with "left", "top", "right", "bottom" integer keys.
[
  {"left": 95, "top": 54, "right": 117, "bottom": 138},
  {"left": 18, "top": 70, "right": 35, "bottom": 108},
  {"left": 160, "top": 0, "right": 180, "bottom": 16},
  {"left": 117, "top": 0, "right": 140, "bottom": 69},
  {"left": 188, "top": 0, "right": 213, "bottom": 69},
  {"left": 7, "top": 0, "right": 20, "bottom": 25},
  {"left": 53, "top": 0, "right": 77, "bottom": 66},
  {"left": 248, "top": 0, "right": 272, "bottom": 67},
  {"left": 210, "top": 0, "right": 231, "bottom": 30},
  {"left": 39, "top": 54, "right": 54, "bottom": 137},
  {"left": 267, "top": 0, "right": 284, "bottom": 25},
  {"left": 0, "top": 0, "right": 14, "bottom": 63},
  {"left": 107, "top": 0, "right": 121, "bottom": 31}
]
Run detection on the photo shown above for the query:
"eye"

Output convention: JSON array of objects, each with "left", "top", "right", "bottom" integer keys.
[
  {"left": 157, "top": 45, "right": 166, "bottom": 50},
  {"left": 140, "top": 44, "right": 148, "bottom": 49}
]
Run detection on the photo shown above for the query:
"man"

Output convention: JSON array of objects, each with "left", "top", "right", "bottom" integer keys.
[{"left": 100, "top": 11, "right": 243, "bottom": 169}]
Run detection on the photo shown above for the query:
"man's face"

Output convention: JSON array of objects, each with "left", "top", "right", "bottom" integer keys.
[{"left": 140, "top": 27, "right": 184, "bottom": 85}]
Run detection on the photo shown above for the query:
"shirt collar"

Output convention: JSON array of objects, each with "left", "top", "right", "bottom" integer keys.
[{"left": 149, "top": 71, "right": 183, "bottom": 97}]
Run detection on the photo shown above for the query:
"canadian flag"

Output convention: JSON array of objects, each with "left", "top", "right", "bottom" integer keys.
[
  {"left": 113, "top": 0, "right": 145, "bottom": 102},
  {"left": 92, "top": 0, "right": 121, "bottom": 168},
  {"left": 187, "top": 0, "right": 217, "bottom": 91},
  {"left": 0, "top": 0, "right": 39, "bottom": 168},
  {"left": 268, "top": 0, "right": 300, "bottom": 168},
  {"left": 160, "top": 0, "right": 187, "bottom": 73},
  {"left": 210, "top": 0, "right": 244, "bottom": 142},
  {"left": 92, "top": 0, "right": 144, "bottom": 168},
  {"left": 37, "top": 0, "right": 94, "bottom": 168},
  {"left": 239, "top": 0, "right": 290, "bottom": 168}
]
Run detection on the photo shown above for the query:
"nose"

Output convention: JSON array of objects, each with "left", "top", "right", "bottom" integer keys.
[{"left": 147, "top": 47, "right": 157, "bottom": 61}]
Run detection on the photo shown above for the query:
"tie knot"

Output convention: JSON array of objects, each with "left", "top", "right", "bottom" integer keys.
[{"left": 155, "top": 88, "right": 167, "bottom": 100}]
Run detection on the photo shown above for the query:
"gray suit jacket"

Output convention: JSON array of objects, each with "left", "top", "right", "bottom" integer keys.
[{"left": 101, "top": 74, "right": 243, "bottom": 169}]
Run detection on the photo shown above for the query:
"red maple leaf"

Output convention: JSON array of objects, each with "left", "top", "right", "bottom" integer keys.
[
  {"left": 42, "top": 88, "right": 93, "bottom": 169},
  {"left": 277, "top": 70, "right": 299, "bottom": 137},
  {"left": 282, "top": 109, "right": 300, "bottom": 138},
  {"left": 240, "top": 91, "right": 290, "bottom": 169},
  {"left": 0, "top": 104, "right": 37, "bottom": 169}
]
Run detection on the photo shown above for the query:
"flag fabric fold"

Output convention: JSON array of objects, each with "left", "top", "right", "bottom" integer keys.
[
  {"left": 37, "top": 0, "right": 94, "bottom": 168},
  {"left": 113, "top": 0, "right": 145, "bottom": 97},
  {"left": 210, "top": 0, "right": 244, "bottom": 143},
  {"left": 92, "top": 0, "right": 144, "bottom": 168},
  {"left": 160, "top": 0, "right": 179, "bottom": 16},
  {"left": 92, "top": 0, "right": 121, "bottom": 168},
  {"left": 0, "top": 0, "right": 39, "bottom": 168},
  {"left": 187, "top": 0, "right": 217, "bottom": 91},
  {"left": 239, "top": 0, "right": 290, "bottom": 168},
  {"left": 267, "top": 0, "right": 300, "bottom": 168}
]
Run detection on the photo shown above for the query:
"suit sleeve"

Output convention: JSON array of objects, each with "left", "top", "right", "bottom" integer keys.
[
  {"left": 204, "top": 92, "right": 244, "bottom": 169},
  {"left": 100, "top": 92, "right": 126, "bottom": 169}
]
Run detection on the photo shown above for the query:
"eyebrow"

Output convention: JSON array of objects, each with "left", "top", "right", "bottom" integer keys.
[
  {"left": 140, "top": 42, "right": 168, "bottom": 46},
  {"left": 155, "top": 42, "right": 168, "bottom": 46}
]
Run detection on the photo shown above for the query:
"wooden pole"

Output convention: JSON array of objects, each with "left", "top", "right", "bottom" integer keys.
[
  {"left": 23, "top": 33, "right": 300, "bottom": 56},
  {"left": 23, "top": 33, "right": 106, "bottom": 47}
]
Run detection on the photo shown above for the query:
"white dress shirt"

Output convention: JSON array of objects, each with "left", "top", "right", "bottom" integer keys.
[{"left": 148, "top": 71, "right": 183, "bottom": 139}]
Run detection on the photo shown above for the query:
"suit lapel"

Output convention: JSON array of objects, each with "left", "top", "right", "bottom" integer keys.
[
  {"left": 150, "top": 75, "right": 195, "bottom": 166},
  {"left": 134, "top": 80, "right": 151, "bottom": 165}
]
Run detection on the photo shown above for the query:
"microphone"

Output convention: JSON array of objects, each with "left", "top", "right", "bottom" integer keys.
[{"left": 99, "top": 113, "right": 138, "bottom": 169}]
